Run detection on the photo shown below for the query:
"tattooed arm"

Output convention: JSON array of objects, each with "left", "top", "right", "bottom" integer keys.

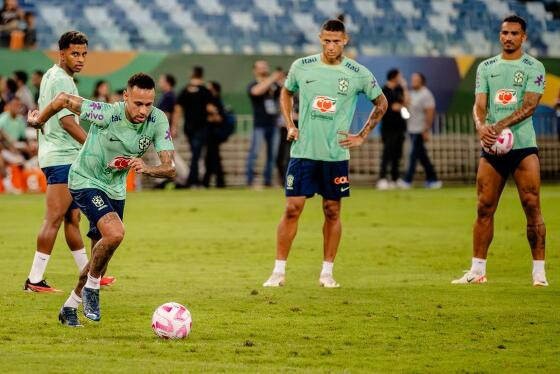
[
  {"left": 27, "top": 92, "right": 84, "bottom": 128},
  {"left": 128, "top": 150, "right": 176, "bottom": 179},
  {"left": 494, "top": 92, "right": 542, "bottom": 133},
  {"left": 338, "top": 93, "right": 388, "bottom": 148}
]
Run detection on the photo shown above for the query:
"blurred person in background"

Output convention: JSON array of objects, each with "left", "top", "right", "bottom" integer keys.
[
  {"left": 23, "top": 11, "right": 36, "bottom": 49},
  {"left": 0, "top": 96, "right": 36, "bottom": 159},
  {"left": 377, "top": 68, "right": 408, "bottom": 190},
  {"left": 204, "top": 80, "right": 234, "bottom": 188},
  {"left": 158, "top": 74, "right": 176, "bottom": 121},
  {"left": 109, "top": 88, "right": 124, "bottom": 103},
  {"left": 156, "top": 73, "right": 187, "bottom": 186},
  {"left": 0, "top": 96, "right": 25, "bottom": 143},
  {"left": 398, "top": 72, "right": 441, "bottom": 189},
  {"left": 0, "top": 0, "right": 23, "bottom": 47},
  {"left": 276, "top": 68, "right": 297, "bottom": 186},
  {"left": 174, "top": 66, "right": 212, "bottom": 188},
  {"left": 13, "top": 70, "right": 35, "bottom": 112},
  {"left": 92, "top": 80, "right": 110, "bottom": 102},
  {"left": 0, "top": 76, "right": 18, "bottom": 112},
  {"left": 246, "top": 60, "right": 282, "bottom": 187},
  {"left": 31, "top": 70, "right": 43, "bottom": 103}
]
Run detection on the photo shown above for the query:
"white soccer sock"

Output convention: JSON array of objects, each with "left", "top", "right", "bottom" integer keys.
[
  {"left": 63, "top": 290, "right": 82, "bottom": 309},
  {"left": 321, "top": 261, "right": 334, "bottom": 276},
  {"left": 471, "top": 257, "right": 487, "bottom": 275},
  {"left": 71, "top": 248, "right": 88, "bottom": 272},
  {"left": 28, "top": 251, "right": 50, "bottom": 283},
  {"left": 273, "top": 260, "right": 286, "bottom": 274},
  {"left": 84, "top": 273, "right": 101, "bottom": 290},
  {"left": 532, "top": 260, "right": 545, "bottom": 275}
]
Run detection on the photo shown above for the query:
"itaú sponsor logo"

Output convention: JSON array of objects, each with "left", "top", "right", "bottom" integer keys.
[
  {"left": 312, "top": 95, "right": 337, "bottom": 113},
  {"left": 494, "top": 89, "right": 518, "bottom": 105},
  {"left": 333, "top": 176, "right": 349, "bottom": 185}
]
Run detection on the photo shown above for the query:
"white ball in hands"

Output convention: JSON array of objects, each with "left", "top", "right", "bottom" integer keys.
[{"left": 481, "top": 127, "right": 514, "bottom": 156}]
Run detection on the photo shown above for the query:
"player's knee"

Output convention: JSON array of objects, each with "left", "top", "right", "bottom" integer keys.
[
  {"left": 323, "top": 202, "right": 340, "bottom": 221},
  {"left": 285, "top": 202, "right": 303, "bottom": 220},
  {"left": 476, "top": 199, "right": 496, "bottom": 219},
  {"left": 104, "top": 226, "right": 125, "bottom": 248},
  {"left": 64, "top": 209, "right": 80, "bottom": 225},
  {"left": 45, "top": 212, "right": 65, "bottom": 229},
  {"left": 520, "top": 189, "right": 539, "bottom": 210}
]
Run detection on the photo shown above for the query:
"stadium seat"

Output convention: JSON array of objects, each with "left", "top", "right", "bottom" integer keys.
[{"left": 20, "top": 0, "right": 560, "bottom": 56}]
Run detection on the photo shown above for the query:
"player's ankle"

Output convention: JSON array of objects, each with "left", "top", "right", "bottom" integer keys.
[
  {"left": 273, "top": 259, "right": 286, "bottom": 274},
  {"left": 85, "top": 273, "right": 101, "bottom": 290},
  {"left": 532, "top": 260, "right": 545, "bottom": 275},
  {"left": 320, "top": 261, "right": 334, "bottom": 277},
  {"left": 470, "top": 257, "right": 486, "bottom": 275}
]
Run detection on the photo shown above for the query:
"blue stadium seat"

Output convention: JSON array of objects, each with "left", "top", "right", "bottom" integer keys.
[{"left": 18, "top": 0, "right": 559, "bottom": 56}]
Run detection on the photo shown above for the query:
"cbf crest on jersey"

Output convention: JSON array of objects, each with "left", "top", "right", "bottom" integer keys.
[
  {"left": 338, "top": 78, "right": 349, "bottom": 95},
  {"left": 513, "top": 71, "right": 524, "bottom": 86},
  {"left": 138, "top": 136, "right": 151, "bottom": 155}
]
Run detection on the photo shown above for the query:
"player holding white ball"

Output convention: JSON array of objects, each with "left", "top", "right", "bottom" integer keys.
[{"left": 453, "top": 15, "right": 548, "bottom": 286}]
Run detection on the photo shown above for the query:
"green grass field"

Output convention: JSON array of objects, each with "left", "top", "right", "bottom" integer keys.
[{"left": 1, "top": 186, "right": 559, "bottom": 373}]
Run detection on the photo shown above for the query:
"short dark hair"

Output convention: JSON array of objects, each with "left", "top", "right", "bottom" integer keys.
[
  {"left": 6, "top": 78, "right": 17, "bottom": 93},
  {"left": 321, "top": 19, "right": 346, "bottom": 33},
  {"left": 503, "top": 14, "right": 526, "bottom": 32},
  {"left": 127, "top": 73, "right": 155, "bottom": 90},
  {"left": 414, "top": 72, "right": 426, "bottom": 85},
  {"left": 14, "top": 71, "right": 28, "bottom": 84},
  {"left": 163, "top": 74, "right": 176, "bottom": 88},
  {"left": 387, "top": 68, "right": 400, "bottom": 81},
  {"left": 33, "top": 70, "right": 44, "bottom": 76},
  {"left": 208, "top": 80, "right": 221, "bottom": 95},
  {"left": 192, "top": 66, "right": 204, "bottom": 79},
  {"left": 58, "top": 31, "right": 88, "bottom": 50}
]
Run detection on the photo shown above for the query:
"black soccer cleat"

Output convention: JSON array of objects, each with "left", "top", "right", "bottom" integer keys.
[
  {"left": 82, "top": 287, "right": 101, "bottom": 321},
  {"left": 24, "top": 278, "right": 63, "bottom": 293},
  {"left": 58, "top": 307, "right": 83, "bottom": 327}
]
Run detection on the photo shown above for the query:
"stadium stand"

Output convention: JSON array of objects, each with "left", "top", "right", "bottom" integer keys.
[{"left": 17, "top": 0, "right": 560, "bottom": 56}]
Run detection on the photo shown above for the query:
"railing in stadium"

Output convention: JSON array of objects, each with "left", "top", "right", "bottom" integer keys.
[{"left": 145, "top": 113, "right": 559, "bottom": 187}]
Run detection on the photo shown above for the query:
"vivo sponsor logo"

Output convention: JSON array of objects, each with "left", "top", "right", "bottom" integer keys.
[{"left": 85, "top": 111, "right": 105, "bottom": 121}]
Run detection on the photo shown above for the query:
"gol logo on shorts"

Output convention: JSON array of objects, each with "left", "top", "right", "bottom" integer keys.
[
  {"left": 312, "top": 96, "right": 337, "bottom": 113},
  {"left": 333, "top": 176, "right": 349, "bottom": 184},
  {"left": 494, "top": 89, "right": 517, "bottom": 105}
]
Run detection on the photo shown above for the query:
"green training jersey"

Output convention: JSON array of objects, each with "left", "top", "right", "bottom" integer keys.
[
  {"left": 38, "top": 64, "right": 82, "bottom": 167},
  {"left": 475, "top": 53, "right": 545, "bottom": 149},
  {"left": 68, "top": 100, "right": 174, "bottom": 200},
  {"left": 0, "top": 112, "right": 26, "bottom": 141},
  {"left": 284, "top": 54, "right": 382, "bottom": 161}
]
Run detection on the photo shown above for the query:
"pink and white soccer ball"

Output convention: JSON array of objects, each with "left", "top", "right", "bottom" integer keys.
[
  {"left": 151, "top": 302, "right": 192, "bottom": 339},
  {"left": 481, "top": 128, "right": 514, "bottom": 156}
]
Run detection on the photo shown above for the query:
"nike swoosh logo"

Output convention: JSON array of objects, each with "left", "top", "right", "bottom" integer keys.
[
  {"left": 490, "top": 74, "right": 500, "bottom": 78},
  {"left": 341, "top": 187, "right": 350, "bottom": 192},
  {"left": 109, "top": 137, "right": 120, "bottom": 142},
  {"left": 305, "top": 80, "right": 317, "bottom": 84},
  {"left": 466, "top": 277, "right": 475, "bottom": 282}
]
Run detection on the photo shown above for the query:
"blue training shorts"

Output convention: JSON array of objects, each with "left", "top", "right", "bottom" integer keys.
[
  {"left": 285, "top": 158, "right": 350, "bottom": 200},
  {"left": 41, "top": 164, "right": 79, "bottom": 211},
  {"left": 70, "top": 188, "right": 125, "bottom": 240}
]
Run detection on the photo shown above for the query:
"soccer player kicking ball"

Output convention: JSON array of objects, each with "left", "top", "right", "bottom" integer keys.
[
  {"left": 263, "top": 19, "right": 388, "bottom": 288},
  {"left": 24, "top": 31, "right": 114, "bottom": 293},
  {"left": 452, "top": 15, "right": 548, "bottom": 286},
  {"left": 28, "top": 73, "right": 175, "bottom": 326}
]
